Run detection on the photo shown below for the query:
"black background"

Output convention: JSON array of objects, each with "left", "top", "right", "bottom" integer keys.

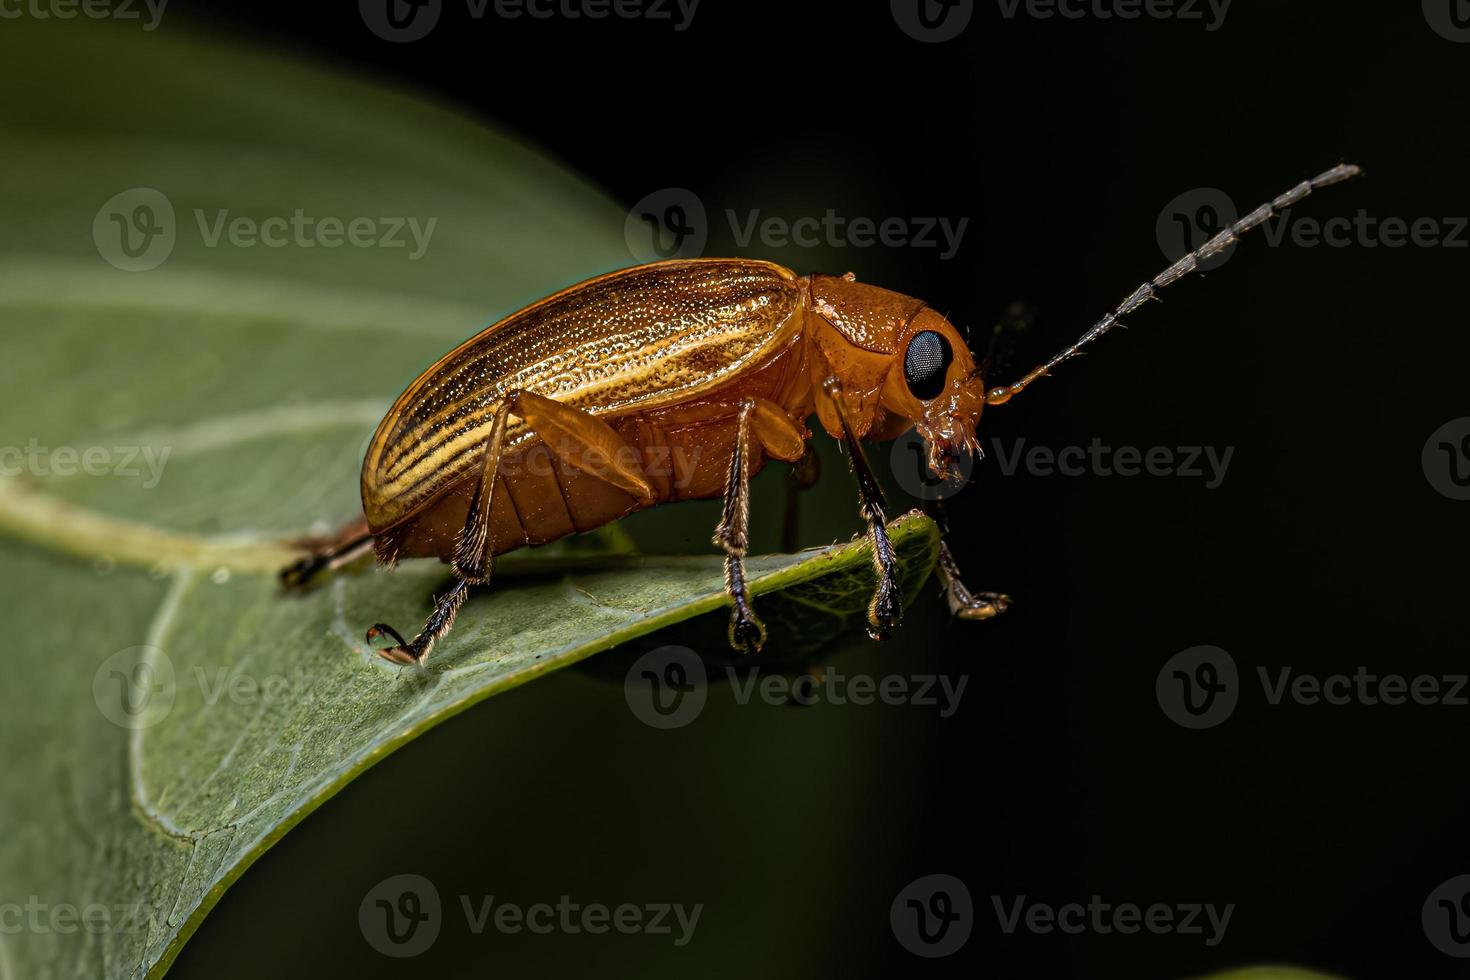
[{"left": 154, "top": 1, "right": 1469, "bottom": 977}]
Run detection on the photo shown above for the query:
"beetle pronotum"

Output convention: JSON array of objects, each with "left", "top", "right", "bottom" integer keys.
[{"left": 284, "top": 164, "right": 1361, "bottom": 666}]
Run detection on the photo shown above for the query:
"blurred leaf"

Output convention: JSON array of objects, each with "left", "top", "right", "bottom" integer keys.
[{"left": 0, "top": 18, "right": 940, "bottom": 980}]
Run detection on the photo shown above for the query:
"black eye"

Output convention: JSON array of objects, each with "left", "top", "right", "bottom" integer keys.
[{"left": 903, "top": 330, "right": 953, "bottom": 401}]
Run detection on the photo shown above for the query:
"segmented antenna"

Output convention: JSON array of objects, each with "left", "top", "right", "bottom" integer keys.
[{"left": 984, "top": 163, "right": 1362, "bottom": 406}]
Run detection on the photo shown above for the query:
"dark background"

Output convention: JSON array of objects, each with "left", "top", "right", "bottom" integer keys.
[{"left": 156, "top": 2, "right": 1468, "bottom": 977}]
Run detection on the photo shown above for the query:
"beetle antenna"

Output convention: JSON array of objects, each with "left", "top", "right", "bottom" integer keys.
[{"left": 983, "top": 163, "right": 1362, "bottom": 406}]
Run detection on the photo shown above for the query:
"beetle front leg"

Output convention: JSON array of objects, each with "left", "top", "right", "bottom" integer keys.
[
  {"left": 822, "top": 378, "right": 903, "bottom": 640},
  {"left": 714, "top": 400, "right": 767, "bottom": 654},
  {"left": 367, "top": 400, "right": 511, "bottom": 666}
]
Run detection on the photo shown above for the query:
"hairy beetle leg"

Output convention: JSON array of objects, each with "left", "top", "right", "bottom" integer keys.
[
  {"left": 936, "top": 541, "right": 1011, "bottom": 621},
  {"left": 280, "top": 517, "right": 374, "bottom": 590},
  {"left": 923, "top": 498, "right": 1011, "bottom": 621},
  {"left": 715, "top": 401, "right": 767, "bottom": 654},
  {"left": 365, "top": 578, "right": 473, "bottom": 666},
  {"left": 823, "top": 378, "right": 903, "bottom": 640}
]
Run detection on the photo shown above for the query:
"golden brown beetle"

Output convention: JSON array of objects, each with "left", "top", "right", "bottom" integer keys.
[{"left": 284, "top": 164, "right": 1360, "bottom": 666}]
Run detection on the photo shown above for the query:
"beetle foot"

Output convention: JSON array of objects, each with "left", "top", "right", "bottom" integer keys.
[
  {"left": 366, "top": 623, "right": 423, "bottom": 666},
  {"left": 952, "top": 591, "right": 1012, "bottom": 621},
  {"left": 728, "top": 613, "right": 768, "bottom": 655},
  {"left": 866, "top": 586, "right": 903, "bottom": 641}
]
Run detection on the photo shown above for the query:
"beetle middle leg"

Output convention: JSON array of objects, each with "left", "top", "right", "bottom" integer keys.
[
  {"left": 714, "top": 398, "right": 808, "bottom": 654},
  {"left": 821, "top": 378, "right": 903, "bottom": 640}
]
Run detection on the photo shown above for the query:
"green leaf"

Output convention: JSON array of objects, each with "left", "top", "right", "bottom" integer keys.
[{"left": 0, "top": 19, "right": 941, "bottom": 980}]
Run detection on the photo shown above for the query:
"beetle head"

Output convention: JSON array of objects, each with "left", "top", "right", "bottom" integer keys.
[{"left": 879, "top": 308, "right": 985, "bottom": 479}]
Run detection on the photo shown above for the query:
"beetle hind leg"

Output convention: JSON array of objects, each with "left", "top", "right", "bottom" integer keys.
[
  {"left": 366, "top": 400, "right": 511, "bottom": 667},
  {"left": 279, "top": 517, "right": 374, "bottom": 589},
  {"left": 367, "top": 578, "right": 474, "bottom": 666},
  {"left": 714, "top": 401, "right": 767, "bottom": 654}
]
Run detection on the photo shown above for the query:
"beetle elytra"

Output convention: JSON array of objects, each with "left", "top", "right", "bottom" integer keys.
[{"left": 283, "top": 164, "right": 1361, "bottom": 666}]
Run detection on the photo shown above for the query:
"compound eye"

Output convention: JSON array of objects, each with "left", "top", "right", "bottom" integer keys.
[{"left": 903, "top": 330, "right": 953, "bottom": 401}]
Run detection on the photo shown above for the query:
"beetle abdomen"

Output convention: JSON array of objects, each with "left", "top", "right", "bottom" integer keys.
[
  {"left": 373, "top": 407, "right": 773, "bottom": 563},
  {"left": 361, "top": 259, "right": 805, "bottom": 534}
]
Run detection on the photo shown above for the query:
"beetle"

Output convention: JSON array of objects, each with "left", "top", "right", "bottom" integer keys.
[{"left": 283, "top": 164, "right": 1360, "bottom": 666}]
